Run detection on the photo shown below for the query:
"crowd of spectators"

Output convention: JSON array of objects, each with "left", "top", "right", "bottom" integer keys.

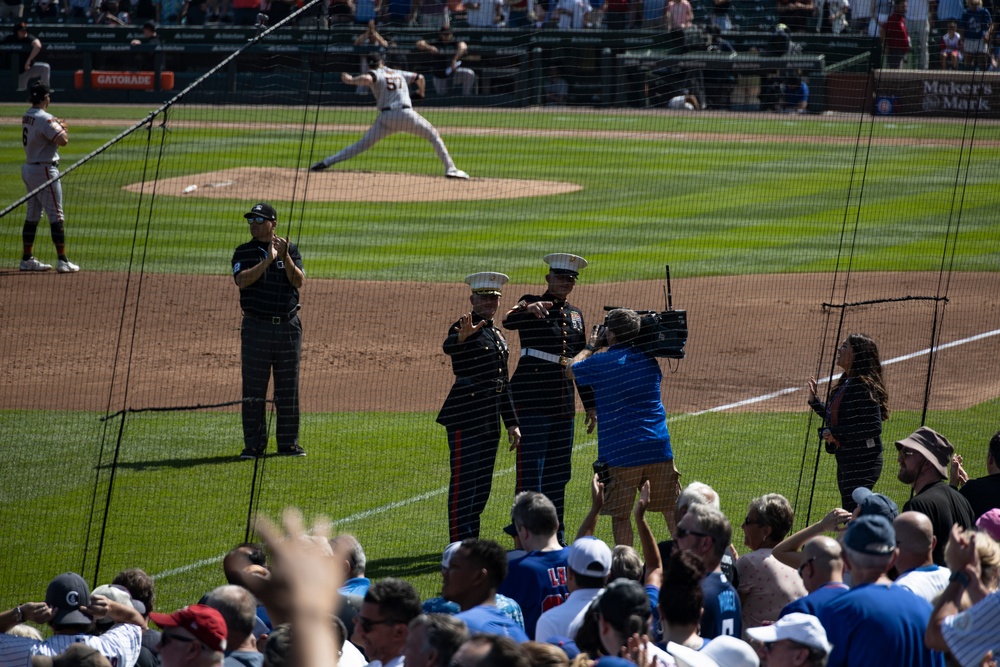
[{"left": 3, "top": 427, "right": 998, "bottom": 667}]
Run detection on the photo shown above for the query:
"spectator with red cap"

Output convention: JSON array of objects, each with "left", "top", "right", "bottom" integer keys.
[
  {"left": 0, "top": 573, "right": 144, "bottom": 667},
  {"left": 149, "top": 605, "right": 228, "bottom": 667}
]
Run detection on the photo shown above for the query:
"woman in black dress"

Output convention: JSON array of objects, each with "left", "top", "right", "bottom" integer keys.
[{"left": 808, "top": 333, "right": 890, "bottom": 511}]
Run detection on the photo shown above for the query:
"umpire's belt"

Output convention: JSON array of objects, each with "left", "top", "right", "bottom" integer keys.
[
  {"left": 380, "top": 105, "right": 411, "bottom": 111},
  {"left": 522, "top": 348, "right": 571, "bottom": 366},
  {"left": 458, "top": 377, "right": 508, "bottom": 393},
  {"left": 243, "top": 307, "right": 300, "bottom": 325}
]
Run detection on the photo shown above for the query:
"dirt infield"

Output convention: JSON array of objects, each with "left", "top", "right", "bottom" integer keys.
[
  {"left": 123, "top": 167, "right": 581, "bottom": 202},
  {"left": 2, "top": 270, "right": 997, "bottom": 415}
]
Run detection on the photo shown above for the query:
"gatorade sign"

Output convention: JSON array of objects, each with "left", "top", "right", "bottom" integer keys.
[{"left": 74, "top": 70, "right": 175, "bottom": 90}]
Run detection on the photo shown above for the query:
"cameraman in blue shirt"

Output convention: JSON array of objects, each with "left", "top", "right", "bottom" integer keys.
[{"left": 569, "top": 308, "right": 682, "bottom": 548}]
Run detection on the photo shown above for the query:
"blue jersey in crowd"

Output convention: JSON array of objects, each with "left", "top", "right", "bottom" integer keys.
[
  {"left": 779, "top": 582, "right": 849, "bottom": 618},
  {"left": 498, "top": 548, "right": 570, "bottom": 640},
  {"left": 700, "top": 572, "right": 742, "bottom": 639},
  {"left": 456, "top": 604, "right": 530, "bottom": 642}
]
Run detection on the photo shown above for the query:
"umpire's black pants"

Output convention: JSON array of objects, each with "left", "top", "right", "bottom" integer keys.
[{"left": 241, "top": 315, "right": 302, "bottom": 451}]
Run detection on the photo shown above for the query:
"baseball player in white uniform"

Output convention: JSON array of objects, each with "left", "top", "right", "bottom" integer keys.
[
  {"left": 310, "top": 51, "right": 469, "bottom": 179},
  {"left": 20, "top": 82, "right": 79, "bottom": 273}
]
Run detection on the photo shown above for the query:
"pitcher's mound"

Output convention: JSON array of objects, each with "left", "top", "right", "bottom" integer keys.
[{"left": 123, "top": 167, "right": 582, "bottom": 202}]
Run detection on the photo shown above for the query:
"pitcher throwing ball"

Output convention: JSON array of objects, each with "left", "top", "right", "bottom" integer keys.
[{"left": 310, "top": 51, "right": 469, "bottom": 179}]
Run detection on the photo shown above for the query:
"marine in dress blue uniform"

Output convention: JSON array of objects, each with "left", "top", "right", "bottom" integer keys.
[
  {"left": 438, "top": 272, "right": 521, "bottom": 541},
  {"left": 231, "top": 202, "right": 306, "bottom": 459},
  {"left": 503, "top": 254, "right": 596, "bottom": 542}
]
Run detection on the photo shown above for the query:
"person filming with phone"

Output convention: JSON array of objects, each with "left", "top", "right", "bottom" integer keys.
[{"left": 568, "top": 307, "right": 682, "bottom": 548}]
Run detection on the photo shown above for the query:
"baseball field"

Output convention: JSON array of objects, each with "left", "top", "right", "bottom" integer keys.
[{"left": 1, "top": 100, "right": 998, "bottom": 613}]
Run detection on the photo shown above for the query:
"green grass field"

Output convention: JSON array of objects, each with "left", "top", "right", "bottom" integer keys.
[{"left": 1, "top": 104, "right": 998, "bottom": 614}]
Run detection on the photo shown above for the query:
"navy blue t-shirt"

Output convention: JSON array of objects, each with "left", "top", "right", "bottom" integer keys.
[
  {"left": 498, "top": 548, "right": 570, "bottom": 640},
  {"left": 700, "top": 571, "right": 741, "bottom": 639}
]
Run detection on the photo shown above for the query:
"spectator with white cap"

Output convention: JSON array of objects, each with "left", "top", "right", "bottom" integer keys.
[
  {"left": 534, "top": 535, "right": 611, "bottom": 641},
  {"left": 438, "top": 271, "right": 520, "bottom": 542},
  {"left": 745, "top": 613, "right": 829, "bottom": 667},
  {"left": 896, "top": 426, "right": 975, "bottom": 565},
  {"left": 669, "top": 635, "right": 759, "bottom": 667},
  {"left": 444, "top": 539, "right": 528, "bottom": 641},
  {"left": 503, "top": 253, "right": 596, "bottom": 545},
  {"left": 816, "top": 514, "right": 945, "bottom": 667},
  {"left": 0, "top": 573, "right": 145, "bottom": 667}
]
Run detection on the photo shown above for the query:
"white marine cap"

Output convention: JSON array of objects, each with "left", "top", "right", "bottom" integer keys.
[
  {"left": 746, "top": 613, "right": 833, "bottom": 655},
  {"left": 465, "top": 272, "right": 509, "bottom": 295},
  {"left": 544, "top": 253, "right": 588, "bottom": 277}
]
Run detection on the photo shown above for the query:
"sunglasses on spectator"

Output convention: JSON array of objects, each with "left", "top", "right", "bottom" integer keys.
[
  {"left": 742, "top": 516, "right": 764, "bottom": 526},
  {"left": 159, "top": 633, "right": 198, "bottom": 646},
  {"left": 798, "top": 556, "right": 816, "bottom": 575},
  {"left": 247, "top": 217, "right": 272, "bottom": 225},
  {"left": 355, "top": 616, "right": 398, "bottom": 632},
  {"left": 676, "top": 526, "right": 709, "bottom": 539}
]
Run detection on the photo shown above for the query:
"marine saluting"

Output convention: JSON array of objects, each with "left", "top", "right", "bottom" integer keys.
[{"left": 438, "top": 271, "right": 521, "bottom": 542}]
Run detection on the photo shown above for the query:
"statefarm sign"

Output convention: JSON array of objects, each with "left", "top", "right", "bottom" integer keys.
[{"left": 74, "top": 70, "right": 175, "bottom": 91}]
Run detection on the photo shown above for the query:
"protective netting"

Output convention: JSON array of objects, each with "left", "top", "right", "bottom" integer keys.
[{"left": 1, "top": 7, "right": 998, "bottom": 610}]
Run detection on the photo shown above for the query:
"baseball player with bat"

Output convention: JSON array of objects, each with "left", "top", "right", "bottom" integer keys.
[
  {"left": 19, "top": 82, "right": 79, "bottom": 273},
  {"left": 310, "top": 50, "right": 469, "bottom": 179}
]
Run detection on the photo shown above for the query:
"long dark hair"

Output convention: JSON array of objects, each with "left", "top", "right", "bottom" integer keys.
[{"left": 835, "top": 333, "right": 890, "bottom": 420}]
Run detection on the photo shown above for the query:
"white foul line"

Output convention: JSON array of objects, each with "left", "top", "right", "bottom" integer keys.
[{"left": 153, "top": 327, "right": 1000, "bottom": 580}]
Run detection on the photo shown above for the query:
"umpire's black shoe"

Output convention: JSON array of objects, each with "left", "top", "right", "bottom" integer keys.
[
  {"left": 277, "top": 445, "right": 307, "bottom": 457},
  {"left": 309, "top": 161, "right": 328, "bottom": 172}
]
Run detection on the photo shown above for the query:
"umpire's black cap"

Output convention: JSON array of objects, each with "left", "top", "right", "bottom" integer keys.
[{"left": 244, "top": 202, "right": 277, "bottom": 221}]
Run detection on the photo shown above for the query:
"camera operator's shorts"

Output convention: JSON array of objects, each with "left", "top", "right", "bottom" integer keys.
[{"left": 601, "top": 459, "right": 682, "bottom": 518}]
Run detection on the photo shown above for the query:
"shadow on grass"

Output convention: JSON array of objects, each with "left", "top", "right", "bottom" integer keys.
[
  {"left": 367, "top": 553, "right": 444, "bottom": 580},
  {"left": 96, "top": 454, "right": 258, "bottom": 471}
]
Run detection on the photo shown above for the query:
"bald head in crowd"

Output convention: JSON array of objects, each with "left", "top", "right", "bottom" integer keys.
[
  {"left": 202, "top": 585, "right": 258, "bottom": 652},
  {"left": 799, "top": 536, "right": 844, "bottom": 592},
  {"left": 893, "top": 512, "right": 936, "bottom": 573}
]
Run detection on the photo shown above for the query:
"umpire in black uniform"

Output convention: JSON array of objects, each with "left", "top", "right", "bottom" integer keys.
[
  {"left": 503, "top": 253, "right": 596, "bottom": 543},
  {"left": 438, "top": 272, "right": 521, "bottom": 542},
  {"left": 232, "top": 202, "right": 306, "bottom": 459}
]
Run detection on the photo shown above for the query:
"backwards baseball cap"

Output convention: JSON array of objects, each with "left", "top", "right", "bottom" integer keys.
[
  {"left": 465, "top": 272, "right": 508, "bottom": 296},
  {"left": 852, "top": 487, "right": 899, "bottom": 522},
  {"left": 544, "top": 253, "right": 587, "bottom": 277},
  {"left": 895, "top": 426, "right": 953, "bottom": 479},
  {"left": 31, "top": 644, "right": 111, "bottom": 667},
  {"left": 244, "top": 202, "right": 277, "bottom": 221},
  {"left": 746, "top": 613, "right": 832, "bottom": 654},
  {"left": 843, "top": 513, "right": 896, "bottom": 555},
  {"left": 46, "top": 573, "right": 92, "bottom": 627},
  {"left": 567, "top": 536, "right": 612, "bottom": 578},
  {"left": 149, "top": 605, "right": 228, "bottom": 652}
]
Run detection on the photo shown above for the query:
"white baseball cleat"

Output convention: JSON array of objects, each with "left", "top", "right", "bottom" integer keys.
[
  {"left": 20, "top": 257, "right": 52, "bottom": 272},
  {"left": 446, "top": 169, "right": 469, "bottom": 180},
  {"left": 309, "top": 162, "right": 328, "bottom": 172},
  {"left": 57, "top": 259, "right": 80, "bottom": 273}
]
